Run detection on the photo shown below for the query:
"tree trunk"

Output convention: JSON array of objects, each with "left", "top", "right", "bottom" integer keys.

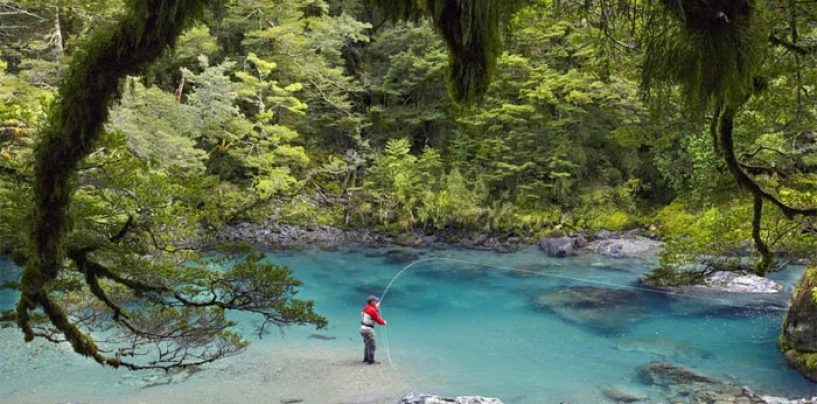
[
  {"left": 752, "top": 194, "right": 773, "bottom": 276},
  {"left": 716, "top": 107, "right": 774, "bottom": 276},
  {"left": 52, "top": 5, "right": 64, "bottom": 55}
]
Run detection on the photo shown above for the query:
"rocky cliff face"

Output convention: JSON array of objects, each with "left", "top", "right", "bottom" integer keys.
[{"left": 780, "top": 266, "right": 817, "bottom": 382}]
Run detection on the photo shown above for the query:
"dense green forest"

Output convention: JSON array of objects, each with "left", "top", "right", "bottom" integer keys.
[{"left": 3, "top": 0, "right": 817, "bottom": 380}]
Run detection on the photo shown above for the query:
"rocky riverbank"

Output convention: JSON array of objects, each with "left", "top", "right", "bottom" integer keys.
[
  {"left": 212, "top": 220, "right": 666, "bottom": 257},
  {"left": 213, "top": 220, "right": 542, "bottom": 251}
]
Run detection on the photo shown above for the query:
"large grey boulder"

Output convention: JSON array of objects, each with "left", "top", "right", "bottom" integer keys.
[
  {"left": 585, "top": 235, "right": 663, "bottom": 259},
  {"left": 703, "top": 271, "right": 784, "bottom": 294},
  {"left": 538, "top": 236, "right": 586, "bottom": 258},
  {"left": 398, "top": 393, "right": 504, "bottom": 404}
]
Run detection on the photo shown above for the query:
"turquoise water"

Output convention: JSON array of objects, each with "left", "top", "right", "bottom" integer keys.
[{"left": 1, "top": 246, "right": 817, "bottom": 403}]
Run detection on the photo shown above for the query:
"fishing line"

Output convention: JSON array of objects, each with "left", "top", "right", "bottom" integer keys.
[{"left": 376, "top": 257, "right": 790, "bottom": 369}]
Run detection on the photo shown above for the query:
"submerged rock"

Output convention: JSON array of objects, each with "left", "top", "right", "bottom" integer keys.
[
  {"left": 398, "top": 393, "right": 504, "bottom": 404},
  {"left": 634, "top": 361, "right": 779, "bottom": 403},
  {"left": 637, "top": 361, "right": 717, "bottom": 386},
  {"left": 598, "top": 384, "right": 648, "bottom": 403},
  {"left": 531, "top": 286, "right": 647, "bottom": 333},
  {"left": 703, "top": 271, "right": 784, "bottom": 294},
  {"left": 383, "top": 249, "right": 421, "bottom": 265},
  {"left": 307, "top": 334, "right": 336, "bottom": 341}
]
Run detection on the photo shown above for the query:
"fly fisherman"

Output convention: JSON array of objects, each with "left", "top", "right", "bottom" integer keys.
[{"left": 360, "top": 295, "right": 387, "bottom": 364}]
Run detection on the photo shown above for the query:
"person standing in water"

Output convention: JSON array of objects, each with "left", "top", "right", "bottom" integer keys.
[{"left": 360, "top": 295, "right": 386, "bottom": 364}]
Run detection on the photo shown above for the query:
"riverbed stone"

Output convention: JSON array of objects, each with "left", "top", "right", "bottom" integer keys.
[
  {"left": 633, "top": 362, "right": 781, "bottom": 403},
  {"left": 398, "top": 393, "right": 504, "bottom": 404},
  {"left": 599, "top": 384, "right": 648, "bottom": 403},
  {"left": 383, "top": 249, "right": 421, "bottom": 265},
  {"left": 531, "top": 286, "right": 647, "bottom": 333},
  {"left": 637, "top": 361, "right": 717, "bottom": 386}
]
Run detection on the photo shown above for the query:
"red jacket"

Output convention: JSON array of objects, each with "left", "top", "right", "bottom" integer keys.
[{"left": 361, "top": 303, "right": 386, "bottom": 326}]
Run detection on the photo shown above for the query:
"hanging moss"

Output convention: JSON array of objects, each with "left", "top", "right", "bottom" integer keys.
[
  {"left": 17, "top": 0, "right": 208, "bottom": 363},
  {"left": 642, "top": 0, "right": 765, "bottom": 113},
  {"left": 366, "top": 0, "right": 523, "bottom": 103}
]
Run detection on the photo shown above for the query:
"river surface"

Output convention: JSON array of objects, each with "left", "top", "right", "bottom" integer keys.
[{"left": 1, "top": 246, "right": 817, "bottom": 403}]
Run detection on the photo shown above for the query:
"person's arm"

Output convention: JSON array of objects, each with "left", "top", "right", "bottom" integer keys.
[{"left": 366, "top": 305, "right": 387, "bottom": 325}]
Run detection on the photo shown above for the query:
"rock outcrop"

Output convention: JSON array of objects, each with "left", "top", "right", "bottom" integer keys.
[
  {"left": 780, "top": 266, "right": 817, "bottom": 382},
  {"left": 398, "top": 393, "right": 504, "bottom": 404}
]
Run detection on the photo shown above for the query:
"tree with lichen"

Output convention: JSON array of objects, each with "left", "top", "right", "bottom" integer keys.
[{"left": 4, "top": 0, "right": 327, "bottom": 370}]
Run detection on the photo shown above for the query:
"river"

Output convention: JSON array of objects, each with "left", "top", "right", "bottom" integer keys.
[{"left": 1, "top": 246, "right": 815, "bottom": 403}]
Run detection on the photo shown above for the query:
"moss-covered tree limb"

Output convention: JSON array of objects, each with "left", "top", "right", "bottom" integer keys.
[
  {"left": 366, "top": 0, "right": 525, "bottom": 103},
  {"left": 717, "top": 106, "right": 817, "bottom": 219},
  {"left": 713, "top": 105, "right": 813, "bottom": 275},
  {"left": 16, "top": 0, "right": 209, "bottom": 366}
]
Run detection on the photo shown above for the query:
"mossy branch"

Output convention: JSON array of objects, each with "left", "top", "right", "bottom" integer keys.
[
  {"left": 16, "top": 0, "right": 208, "bottom": 365},
  {"left": 365, "top": 0, "right": 525, "bottom": 103},
  {"left": 717, "top": 106, "right": 817, "bottom": 219}
]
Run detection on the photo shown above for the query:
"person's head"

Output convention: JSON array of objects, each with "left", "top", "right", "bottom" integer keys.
[{"left": 367, "top": 295, "right": 379, "bottom": 305}]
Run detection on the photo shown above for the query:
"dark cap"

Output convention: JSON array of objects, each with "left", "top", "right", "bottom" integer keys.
[{"left": 367, "top": 295, "right": 379, "bottom": 303}]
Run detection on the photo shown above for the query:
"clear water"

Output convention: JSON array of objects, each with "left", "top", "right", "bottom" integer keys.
[{"left": 2, "top": 246, "right": 817, "bottom": 403}]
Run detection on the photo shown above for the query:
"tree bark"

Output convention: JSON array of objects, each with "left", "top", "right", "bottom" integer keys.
[{"left": 752, "top": 194, "right": 773, "bottom": 276}]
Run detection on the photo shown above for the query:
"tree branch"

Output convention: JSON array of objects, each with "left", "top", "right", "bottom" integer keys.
[
  {"left": 769, "top": 34, "right": 817, "bottom": 56},
  {"left": 718, "top": 106, "right": 817, "bottom": 219}
]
